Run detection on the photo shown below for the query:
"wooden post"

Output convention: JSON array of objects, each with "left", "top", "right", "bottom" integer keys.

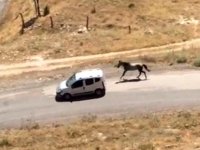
[
  {"left": 33, "top": 0, "right": 41, "bottom": 17},
  {"left": 86, "top": 16, "right": 89, "bottom": 30},
  {"left": 50, "top": 16, "right": 54, "bottom": 28},
  {"left": 36, "top": 0, "right": 41, "bottom": 17},
  {"left": 19, "top": 13, "right": 25, "bottom": 34},
  {"left": 128, "top": 25, "right": 131, "bottom": 34},
  {"left": 33, "top": 0, "right": 38, "bottom": 17}
]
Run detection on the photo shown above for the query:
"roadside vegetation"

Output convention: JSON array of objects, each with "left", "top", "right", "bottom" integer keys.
[
  {"left": 138, "top": 47, "right": 200, "bottom": 67},
  {"left": 0, "top": 111, "right": 200, "bottom": 150},
  {"left": 193, "top": 57, "right": 200, "bottom": 67}
]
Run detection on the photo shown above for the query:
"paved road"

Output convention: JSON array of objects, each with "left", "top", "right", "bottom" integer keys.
[{"left": 0, "top": 69, "right": 200, "bottom": 129}]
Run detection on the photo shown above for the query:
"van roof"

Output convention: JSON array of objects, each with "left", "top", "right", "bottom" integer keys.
[{"left": 75, "top": 68, "right": 103, "bottom": 80}]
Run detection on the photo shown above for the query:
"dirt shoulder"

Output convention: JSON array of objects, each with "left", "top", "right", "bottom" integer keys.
[{"left": 1, "top": 37, "right": 200, "bottom": 75}]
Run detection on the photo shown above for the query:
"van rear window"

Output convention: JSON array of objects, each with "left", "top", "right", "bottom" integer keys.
[
  {"left": 95, "top": 78, "right": 100, "bottom": 82},
  {"left": 85, "top": 78, "right": 94, "bottom": 85}
]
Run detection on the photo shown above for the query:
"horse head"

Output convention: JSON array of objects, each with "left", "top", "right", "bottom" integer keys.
[{"left": 114, "top": 60, "right": 122, "bottom": 68}]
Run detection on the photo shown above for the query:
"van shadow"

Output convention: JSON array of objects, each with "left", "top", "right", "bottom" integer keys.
[
  {"left": 115, "top": 78, "right": 146, "bottom": 84},
  {"left": 55, "top": 94, "right": 104, "bottom": 103}
]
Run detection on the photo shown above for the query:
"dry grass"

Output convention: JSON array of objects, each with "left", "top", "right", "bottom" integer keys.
[
  {"left": 1, "top": 111, "right": 200, "bottom": 150},
  {"left": 193, "top": 57, "right": 200, "bottom": 67},
  {"left": 139, "top": 47, "right": 200, "bottom": 66},
  {"left": 0, "top": 0, "right": 200, "bottom": 63}
]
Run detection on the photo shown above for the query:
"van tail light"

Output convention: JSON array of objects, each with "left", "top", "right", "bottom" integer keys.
[{"left": 102, "top": 82, "right": 105, "bottom": 89}]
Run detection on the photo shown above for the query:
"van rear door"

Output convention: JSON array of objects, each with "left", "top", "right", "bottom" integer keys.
[{"left": 84, "top": 78, "right": 96, "bottom": 94}]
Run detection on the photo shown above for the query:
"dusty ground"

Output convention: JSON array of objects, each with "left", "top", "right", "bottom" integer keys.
[{"left": 1, "top": 110, "right": 200, "bottom": 150}]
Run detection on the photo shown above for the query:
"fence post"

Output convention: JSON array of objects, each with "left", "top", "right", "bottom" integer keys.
[
  {"left": 50, "top": 16, "right": 54, "bottom": 28},
  {"left": 86, "top": 16, "right": 89, "bottom": 30},
  {"left": 19, "top": 13, "right": 25, "bottom": 34},
  {"left": 128, "top": 25, "right": 131, "bottom": 34}
]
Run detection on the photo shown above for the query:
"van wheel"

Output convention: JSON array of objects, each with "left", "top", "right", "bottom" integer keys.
[
  {"left": 55, "top": 95, "right": 63, "bottom": 102},
  {"left": 64, "top": 93, "right": 72, "bottom": 101},
  {"left": 95, "top": 89, "right": 105, "bottom": 97}
]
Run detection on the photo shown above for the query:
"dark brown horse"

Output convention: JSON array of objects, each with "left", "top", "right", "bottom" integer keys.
[{"left": 115, "top": 60, "right": 150, "bottom": 80}]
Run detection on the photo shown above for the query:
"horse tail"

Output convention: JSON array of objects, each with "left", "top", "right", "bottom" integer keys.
[{"left": 142, "top": 64, "right": 150, "bottom": 72}]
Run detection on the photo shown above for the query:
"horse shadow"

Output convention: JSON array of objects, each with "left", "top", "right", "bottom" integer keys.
[
  {"left": 115, "top": 78, "right": 146, "bottom": 84},
  {"left": 55, "top": 94, "right": 104, "bottom": 103}
]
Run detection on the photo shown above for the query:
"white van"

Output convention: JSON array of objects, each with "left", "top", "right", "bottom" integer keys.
[{"left": 56, "top": 68, "right": 106, "bottom": 101}]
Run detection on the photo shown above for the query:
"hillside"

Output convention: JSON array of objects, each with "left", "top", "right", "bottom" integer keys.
[{"left": 0, "top": 0, "right": 200, "bottom": 63}]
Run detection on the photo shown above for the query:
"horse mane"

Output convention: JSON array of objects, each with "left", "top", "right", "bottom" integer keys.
[{"left": 120, "top": 61, "right": 131, "bottom": 66}]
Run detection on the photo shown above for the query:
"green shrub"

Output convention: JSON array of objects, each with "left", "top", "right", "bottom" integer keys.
[
  {"left": 91, "top": 7, "right": 96, "bottom": 14},
  {"left": 163, "top": 50, "right": 176, "bottom": 63},
  {"left": 128, "top": 3, "right": 135, "bottom": 8},
  {"left": 139, "top": 55, "right": 156, "bottom": 63},
  {"left": 0, "top": 139, "right": 11, "bottom": 147},
  {"left": 193, "top": 57, "right": 200, "bottom": 67},
  {"left": 138, "top": 143, "right": 154, "bottom": 150},
  {"left": 176, "top": 55, "right": 187, "bottom": 64}
]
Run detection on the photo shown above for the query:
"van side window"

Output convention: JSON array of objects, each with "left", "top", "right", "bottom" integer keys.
[
  {"left": 85, "top": 78, "right": 94, "bottom": 85},
  {"left": 71, "top": 80, "right": 83, "bottom": 88},
  {"left": 95, "top": 78, "right": 100, "bottom": 82}
]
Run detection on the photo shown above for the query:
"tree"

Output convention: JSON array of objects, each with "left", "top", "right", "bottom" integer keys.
[{"left": 33, "top": 0, "right": 41, "bottom": 17}]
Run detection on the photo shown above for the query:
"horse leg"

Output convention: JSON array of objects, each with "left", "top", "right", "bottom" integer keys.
[
  {"left": 137, "top": 70, "right": 142, "bottom": 79},
  {"left": 142, "top": 70, "right": 147, "bottom": 79},
  {"left": 120, "top": 70, "right": 127, "bottom": 80},
  {"left": 136, "top": 65, "right": 144, "bottom": 79}
]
